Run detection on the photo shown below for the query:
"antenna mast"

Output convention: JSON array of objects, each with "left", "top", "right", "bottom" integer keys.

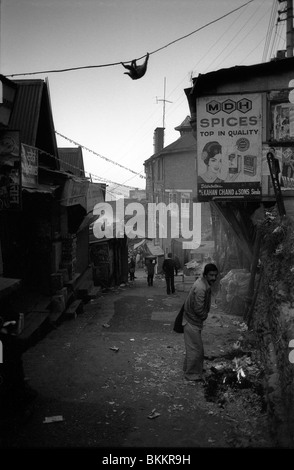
[{"left": 156, "top": 77, "right": 172, "bottom": 138}]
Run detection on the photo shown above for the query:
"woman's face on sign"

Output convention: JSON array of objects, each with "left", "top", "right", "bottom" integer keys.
[{"left": 208, "top": 153, "right": 222, "bottom": 173}]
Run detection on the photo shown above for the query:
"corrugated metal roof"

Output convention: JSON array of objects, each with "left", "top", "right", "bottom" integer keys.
[
  {"left": 58, "top": 147, "right": 85, "bottom": 177},
  {"left": 8, "top": 79, "right": 59, "bottom": 169},
  {"left": 9, "top": 80, "right": 43, "bottom": 145},
  {"left": 191, "top": 56, "right": 294, "bottom": 96}
]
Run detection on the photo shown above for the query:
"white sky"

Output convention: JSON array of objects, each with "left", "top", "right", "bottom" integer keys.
[{"left": 0, "top": 0, "right": 283, "bottom": 198}]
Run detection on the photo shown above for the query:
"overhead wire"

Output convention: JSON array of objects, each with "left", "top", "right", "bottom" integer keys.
[
  {"left": 166, "top": 1, "right": 250, "bottom": 99},
  {"left": 264, "top": 1, "right": 286, "bottom": 62},
  {"left": 56, "top": 131, "right": 145, "bottom": 179},
  {"left": 9, "top": 0, "right": 275, "bottom": 196},
  {"left": 58, "top": 0, "right": 276, "bottom": 193},
  {"left": 12, "top": 0, "right": 257, "bottom": 189},
  {"left": 164, "top": 0, "right": 264, "bottom": 124},
  {"left": 5, "top": 0, "right": 255, "bottom": 78},
  {"left": 262, "top": 0, "right": 278, "bottom": 62},
  {"left": 25, "top": 142, "right": 141, "bottom": 193},
  {"left": 108, "top": 170, "right": 146, "bottom": 192},
  {"left": 239, "top": 33, "right": 269, "bottom": 64},
  {"left": 268, "top": 19, "right": 283, "bottom": 59},
  {"left": 55, "top": 131, "right": 146, "bottom": 194},
  {"left": 124, "top": 0, "right": 270, "bottom": 177},
  {"left": 204, "top": 0, "right": 268, "bottom": 72},
  {"left": 118, "top": 0, "right": 279, "bottom": 191}
]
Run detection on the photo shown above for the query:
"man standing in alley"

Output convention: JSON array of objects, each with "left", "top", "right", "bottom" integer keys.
[
  {"left": 182, "top": 263, "right": 218, "bottom": 383},
  {"left": 146, "top": 258, "right": 156, "bottom": 286},
  {"left": 128, "top": 256, "right": 136, "bottom": 281},
  {"left": 162, "top": 252, "right": 176, "bottom": 295}
]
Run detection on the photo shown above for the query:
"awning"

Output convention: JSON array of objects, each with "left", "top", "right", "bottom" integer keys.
[
  {"left": 146, "top": 240, "right": 164, "bottom": 256},
  {"left": 77, "top": 213, "right": 96, "bottom": 232},
  {"left": 133, "top": 239, "right": 146, "bottom": 250},
  {"left": 22, "top": 184, "right": 59, "bottom": 194},
  {"left": 60, "top": 177, "right": 88, "bottom": 210}
]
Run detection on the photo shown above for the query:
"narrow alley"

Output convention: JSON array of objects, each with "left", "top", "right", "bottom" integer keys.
[{"left": 2, "top": 268, "right": 274, "bottom": 453}]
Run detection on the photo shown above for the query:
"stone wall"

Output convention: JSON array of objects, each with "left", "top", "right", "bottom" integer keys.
[{"left": 251, "top": 213, "right": 294, "bottom": 447}]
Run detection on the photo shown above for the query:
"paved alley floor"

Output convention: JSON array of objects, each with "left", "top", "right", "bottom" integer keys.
[{"left": 1, "top": 269, "right": 275, "bottom": 455}]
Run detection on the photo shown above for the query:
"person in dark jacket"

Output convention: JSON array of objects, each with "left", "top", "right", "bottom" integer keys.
[
  {"left": 162, "top": 253, "right": 176, "bottom": 295},
  {"left": 0, "top": 316, "right": 37, "bottom": 425},
  {"left": 182, "top": 263, "right": 218, "bottom": 383},
  {"left": 128, "top": 257, "right": 135, "bottom": 281},
  {"left": 146, "top": 258, "right": 156, "bottom": 286}
]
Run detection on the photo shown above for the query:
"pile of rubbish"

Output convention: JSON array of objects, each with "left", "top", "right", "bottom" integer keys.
[
  {"left": 220, "top": 269, "right": 251, "bottom": 303},
  {"left": 204, "top": 353, "right": 266, "bottom": 412},
  {"left": 183, "top": 259, "right": 203, "bottom": 277}
]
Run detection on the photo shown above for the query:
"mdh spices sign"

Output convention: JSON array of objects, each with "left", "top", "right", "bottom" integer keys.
[
  {"left": 196, "top": 93, "right": 262, "bottom": 201},
  {"left": 0, "top": 130, "right": 21, "bottom": 211}
]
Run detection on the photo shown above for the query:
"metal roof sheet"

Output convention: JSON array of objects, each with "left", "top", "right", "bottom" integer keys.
[
  {"left": 8, "top": 79, "right": 59, "bottom": 169},
  {"left": 190, "top": 56, "right": 294, "bottom": 96},
  {"left": 58, "top": 147, "right": 85, "bottom": 177},
  {"left": 9, "top": 80, "right": 43, "bottom": 145}
]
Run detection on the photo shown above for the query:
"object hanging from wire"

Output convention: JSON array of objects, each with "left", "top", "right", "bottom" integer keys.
[{"left": 121, "top": 53, "right": 149, "bottom": 80}]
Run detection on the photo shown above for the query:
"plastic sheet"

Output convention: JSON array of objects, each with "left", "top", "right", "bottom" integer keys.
[{"left": 220, "top": 269, "right": 251, "bottom": 302}]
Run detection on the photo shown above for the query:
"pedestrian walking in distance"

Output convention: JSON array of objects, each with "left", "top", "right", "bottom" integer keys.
[
  {"left": 128, "top": 257, "right": 135, "bottom": 281},
  {"left": 162, "top": 252, "right": 176, "bottom": 295},
  {"left": 182, "top": 263, "right": 218, "bottom": 383},
  {"left": 146, "top": 258, "right": 156, "bottom": 286}
]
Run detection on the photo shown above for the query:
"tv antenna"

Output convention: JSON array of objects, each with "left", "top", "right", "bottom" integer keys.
[{"left": 156, "top": 77, "right": 172, "bottom": 128}]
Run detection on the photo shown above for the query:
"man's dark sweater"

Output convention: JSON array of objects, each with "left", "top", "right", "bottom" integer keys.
[{"left": 162, "top": 258, "right": 176, "bottom": 277}]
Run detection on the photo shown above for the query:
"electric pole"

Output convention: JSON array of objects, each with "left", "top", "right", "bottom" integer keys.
[
  {"left": 286, "top": 0, "right": 294, "bottom": 57},
  {"left": 279, "top": 0, "right": 294, "bottom": 57}
]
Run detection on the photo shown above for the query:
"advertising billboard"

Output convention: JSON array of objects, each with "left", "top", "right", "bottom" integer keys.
[
  {"left": 0, "top": 130, "right": 21, "bottom": 211},
  {"left": 196, "top": 93, "right": 262, "bottom": 201},
  {"left": 262, "top": 144, "right": 294, "bottom": 191}
]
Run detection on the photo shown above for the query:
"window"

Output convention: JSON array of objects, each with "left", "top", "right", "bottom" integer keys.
[
  {"left": 168, "top": 192, "right": 177, "bottom": 204},
  {"left": 181, "top": 192, "right": 190, "bottom": 205},
  {"left": 181, "top": 192, "right": 190, "bottom": 222}
]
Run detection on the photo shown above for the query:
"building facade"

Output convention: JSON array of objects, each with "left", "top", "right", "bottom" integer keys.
[{"left": 144, "top": 117, "right": 212, "bottom": 266}]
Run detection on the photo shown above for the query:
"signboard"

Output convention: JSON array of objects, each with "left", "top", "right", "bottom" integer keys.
[
  {"left": 263, "top": 144, "right": 294, "bottom": 191},
  {"left": 21, "top": 144, "right": 38, "bottom": 188},
  {"left": 0, "top": 130, "right": 21, "bottom": 210},
  {"left": 196, "top": 93, "right": 262, "bottom": 201},
  {"left": 87, "top": 182, "right": 105, "bottom": 213},
  {"left": 271, "top": 102, "right": 294, "bottom": 142},
  {"left": 61, "top": 177, "right": 89, "bottom": 210}
]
